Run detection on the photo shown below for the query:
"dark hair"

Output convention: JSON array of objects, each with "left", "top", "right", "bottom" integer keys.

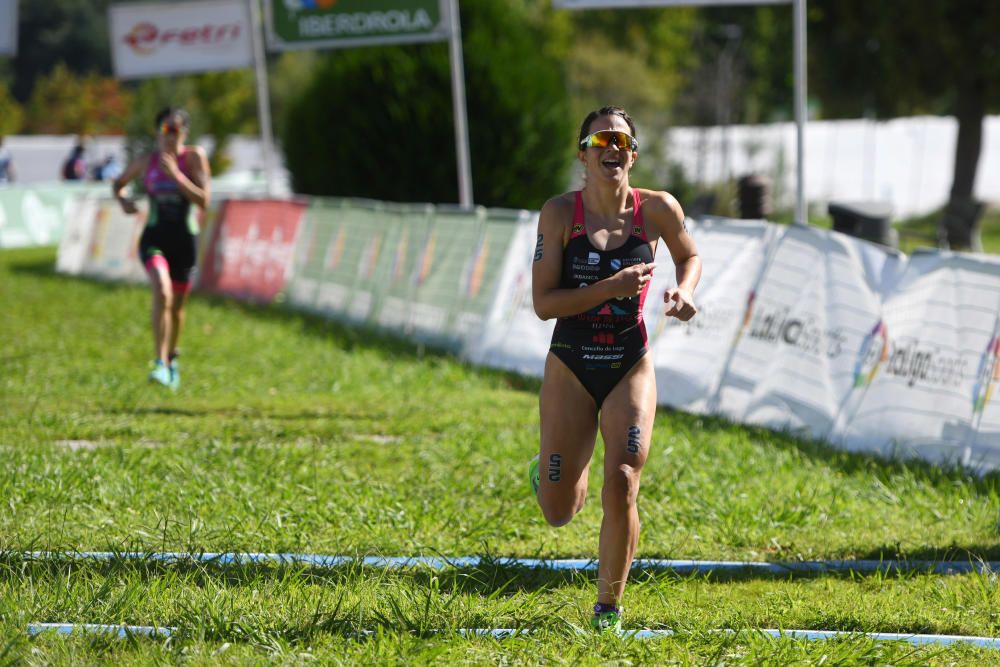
[
  {"left": 154, "top": 107, "right": 190, "bottom": 129},
  {"left": 577, "top": 106, "right": 636, "bottom": 149}
]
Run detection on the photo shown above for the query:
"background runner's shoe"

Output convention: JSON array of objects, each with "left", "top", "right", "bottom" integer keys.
[
  {"left": 528, "top": 454, "right": 540, "bottom": 496},
  {"left": 148, "top": 360, "right": 171, "bottom": 386},
  {"left": 168, "top": 360, "right": 180, "bottom": 391},
  {"left": 591, "top": 608, "right": 623, "bottom": 634}
]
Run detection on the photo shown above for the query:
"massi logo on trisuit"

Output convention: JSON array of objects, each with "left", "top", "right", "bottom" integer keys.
[
  {"left": 588, "top": 252, "right": 600, "bottom": 265},
  {"left": 972, "top": 320, "right": 1000, "bottom": 413},
  {"left": 123, "top": 21, "right": 242, "bottom": 55},
  {"left": 852, "top": 320, "right": 890, "bottom": 387}
]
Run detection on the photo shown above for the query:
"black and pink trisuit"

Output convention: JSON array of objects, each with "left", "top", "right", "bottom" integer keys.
[
  {"left": 549, "top": 189, "right": 656, "bottom": 408},
  {"left": 138, "top": 149, "right": 199, "bottom": 294}
]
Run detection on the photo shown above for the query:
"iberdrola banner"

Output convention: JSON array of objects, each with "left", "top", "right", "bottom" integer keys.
[
  {"left": 643, "top": 218, "right": 776, "bottom": 414},
  {"left": 832, "top": 249, "right": 1000, "bottom": 469},
  {"left": 714, "top": 224, "right": 905, "bottom": 440}
]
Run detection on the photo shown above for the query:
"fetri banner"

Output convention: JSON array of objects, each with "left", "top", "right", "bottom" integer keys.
[
  {"left": 109, "top": 0, "right": 253, "bottom": 80},
  {"left": 199, "top": 199, "right": 307, "bottom": 303}
]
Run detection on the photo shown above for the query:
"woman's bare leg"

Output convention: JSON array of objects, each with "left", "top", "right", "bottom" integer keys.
[{"left": 595, "top": 356, "right": 657, "bottom": 605}]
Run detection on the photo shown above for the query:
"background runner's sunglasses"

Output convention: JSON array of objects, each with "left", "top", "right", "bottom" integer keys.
[
  {"left": 579, "top": 130, "right": 638, "bottom": 151},
  {"left": 159, "top": 123, "right": 181, "bottom": 136}
]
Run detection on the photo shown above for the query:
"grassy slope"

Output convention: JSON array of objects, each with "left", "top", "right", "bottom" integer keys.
[{"left": 2, "top": 246, "right": 1000, "bottom": 665}]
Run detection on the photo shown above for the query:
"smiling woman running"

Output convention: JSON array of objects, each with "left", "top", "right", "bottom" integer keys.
[
  {"left": 112, "top": 107, "right": 211, "bottom": 390},
  {"left": 529, "top": 106, "right": 701, "bottom": 632}
]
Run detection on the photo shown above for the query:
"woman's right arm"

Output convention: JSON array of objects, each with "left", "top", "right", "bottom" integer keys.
[
  {"left": 531, "top": 196, "right": 655, "bottom": 321},
  {"left": 111, "top": 156, "right": 147, "bottom": 214}
]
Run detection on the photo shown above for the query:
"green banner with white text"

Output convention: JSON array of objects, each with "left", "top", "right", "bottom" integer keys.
[{"left": 266, "top": 0, "right": 447, "bottom": 51}]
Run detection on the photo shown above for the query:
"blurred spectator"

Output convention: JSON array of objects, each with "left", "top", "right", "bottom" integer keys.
[
  {"left": 91, "top": 155, "right": 123, "bottom": 182},
  {"left": 0, "top": 135, "right": 14, "bottom": 183},
  {"left": 61, "top": 141, "right": 87, "bottom": 181}
]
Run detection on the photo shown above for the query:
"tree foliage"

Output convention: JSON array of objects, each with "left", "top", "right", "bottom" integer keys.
[
  {"left": 283, "top": 0, "right": 573, "bottom": 209},
  {"left": 0, "top": 82, "right": 24, "bottom": 135},
  {"left": 24, "top": 64, "right": 131, "bottom": 135},
  {"left": 809, "top": 0, "right": 1000, "bottom": 248},
  {"left": 10, "top": 0, "right": 113, "bottom": 102}
]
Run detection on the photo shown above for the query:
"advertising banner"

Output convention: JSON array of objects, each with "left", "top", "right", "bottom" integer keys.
[
  {"left": 79, "top": 199, "right": 149, "bottom": 283},
  {"left": 0, "top": 0, "right": 16, "bottom": 56},
  {"left": 109, "top": 0, "right": 253, "bottom": 79},
  {"left": 0, "top": 185, "right": 99, "bottom": 249},
  {"left": 832, "top": 250, "right": 1000, "bottom": 469},
  {"left": 266, "top": 0, "right": 447, "bottom": 51},
  {"left": 199, "top": 198, "right": 306, "bottom": 302},
  {"left": 714, "top": 225, "right": 904, "bottom": 439},
  {"left": 463, "top": 211, "right": 554, "bottom": 378},
  {"left": 644, "top": 218, "right": 777, "bottom": 414},
  {"left": 374, "top": 203, "right": 437, "bottom": 339}
]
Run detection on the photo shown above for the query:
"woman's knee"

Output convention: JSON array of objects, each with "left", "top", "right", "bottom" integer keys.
[
  {"left": 602, "top": 464, "right": 641, "bottom": 512},
  {"left": 538, "top": 491, "right": 585, "bottom": 527}
]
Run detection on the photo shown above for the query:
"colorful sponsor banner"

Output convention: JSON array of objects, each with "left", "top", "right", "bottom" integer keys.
[
  {"left": 715, "top": 225, "right": 904, "bottom": 439},
  {"left": 79, "top": 199, "right": 149, "bottom": 283},
  {"left": 375, "top": 203, "right": 436, "bottom": 337},
  {"left": 109, "top": 0, "right": 253, "bottom": 80},
  {"left": 0, "top": 0, "right": 16, "bottom": 55},
  {"left": 644, "top": 218, "right": 777, "bottom": 414},
  {"left": 832, "top": 250, "right": 1000, "bottom": 468},
  {"left": 199, "top": 198, "right": 306, "bottom": 302},
  {"left": 266, "top": 0, "right": 447, "bottom": 51},
  {"left": 462, "top": 211, "right": 554, "bottom": 377},
  {"left": 0, "top": 185, "right": 102, "bottom": 248}
]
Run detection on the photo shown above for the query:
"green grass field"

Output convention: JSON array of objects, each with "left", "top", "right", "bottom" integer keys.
[{"left": 3, "top": 246, "right": 1000, "bottom": 665}]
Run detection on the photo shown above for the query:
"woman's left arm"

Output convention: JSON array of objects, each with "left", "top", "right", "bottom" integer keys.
[{"left": 644, "top": 190, "right": 702, "bottom": 320}]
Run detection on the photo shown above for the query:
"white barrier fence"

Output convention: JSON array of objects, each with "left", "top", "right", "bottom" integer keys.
[{"left": 45, "top": 194, "right": 1000, "bottom": 474}]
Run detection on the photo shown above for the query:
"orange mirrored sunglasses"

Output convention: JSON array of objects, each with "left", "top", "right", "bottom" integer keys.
[{"left": 579, "top": 130, "right": 638, "bottom": 151}]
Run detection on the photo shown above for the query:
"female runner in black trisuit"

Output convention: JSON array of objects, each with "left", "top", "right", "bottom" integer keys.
[{"left": 529, "top": 106, "right": 701, "bottom": 632}]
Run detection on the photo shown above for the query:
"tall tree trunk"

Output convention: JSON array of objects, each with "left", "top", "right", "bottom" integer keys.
[{"left": 941, "top": 80, "right": 985, "bottom": 251}]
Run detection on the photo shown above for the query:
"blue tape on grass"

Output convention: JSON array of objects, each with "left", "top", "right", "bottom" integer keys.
[
  {"left": 28, "top": 623, "right": 173, "bottom": 638},
  {"left": 25, "top": 624, "right": 1000, "bottom": 648},
  {"left": 23, "top": 552, "right": 1000, "bottom": 576}
]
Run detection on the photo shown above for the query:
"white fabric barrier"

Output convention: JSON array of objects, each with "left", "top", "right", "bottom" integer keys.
[
  {"left": 644, "top": 218, "right": 777, "bottom": 415},
  {"left": 831, "top": 250, "right": 1000, "bottom": 471},
  {"left": 715, "top": 224, "right": 906, "bottom": 440}
]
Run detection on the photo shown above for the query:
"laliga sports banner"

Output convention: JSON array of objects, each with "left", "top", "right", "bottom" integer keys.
[
  {"left": 0, "top": 0, "right": 16, "bottom": 56},
  {"left": 714, "top": 224, "right": 905, "bottom": 440},
  {"left": 643, "top": 218, "right": 777, "bottom": 415},
  {"left": 832, "top": 250, "right": 1000, "bottom": 470},
  {"left": 266, "top": 0, "right": 448, "bottom": 51},
  {"left": 109, "top": 0, "right": 253, "bottom": 79}
]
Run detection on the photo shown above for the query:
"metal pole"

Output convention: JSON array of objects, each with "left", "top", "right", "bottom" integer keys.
[
  {"left": 248, "top": 0, "right": 276, "bottom": 196},
  {"left": 793, "top": 0, "right": 807, "bottom": 224},
  {"left": 446, "top": 0, "right": 473, "bottom": 208}
]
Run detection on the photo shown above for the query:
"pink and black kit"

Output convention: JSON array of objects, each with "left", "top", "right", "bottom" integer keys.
[
  {"left": 138, "top": 150, "right": 199, "bottom": 294},
  {"left": 550, "top": 189, "right": 655, "bottom": 407}
]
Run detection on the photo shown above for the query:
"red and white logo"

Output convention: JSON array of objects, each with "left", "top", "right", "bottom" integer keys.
[{"left": 123, "top": 21, "right": 242, "bottom": 54}]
